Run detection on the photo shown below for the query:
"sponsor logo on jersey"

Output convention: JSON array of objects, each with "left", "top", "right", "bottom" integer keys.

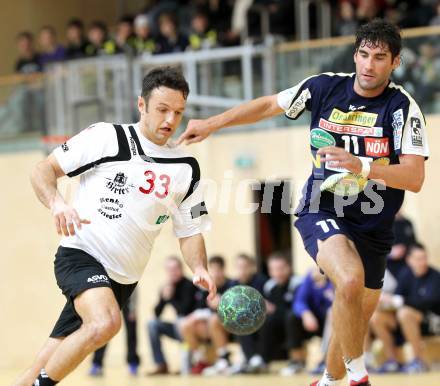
[
  {"left": 156, "top": 215, "right": 170, "bottom": 224},
  {"left": 285, "top": 89, "right": 310, "bottom": 119},
  {"left": 392, "top": 109, "right": 404, "bottom": 150},
  {"left": 98, "top": 197, "right": 124, "bottom": 219},
  {"left": 61, "top": 142, "right": 69, "bottom": 152},
  {"left": 310, "top": 128, "right": 336, "bottom": 148},
  {"left": 364, "top": 138, "right": 390, "bottom": 157},
  {"left": 349, "top": 104, "right": 366, "bottom": 111},
  {"left": 129, "top": 136, "right": 137, "bottom": 155},
  {"left": 319, "top": 118, "right": 383, "bottom": 137},
  {"left": 87, "top": 274, "right": 109, "bottom": 284},
  {"left": 328, "top": 108, "right": 378, "bottom": 127},
  {"left": 311, "top": 149, "right": 325, "bottom": 179},
  {"left": 105, "top": 172, "right": 134, "bottom": 194},
  {"left": 410, "top": 117, "right": 423, "bottom": 147}
]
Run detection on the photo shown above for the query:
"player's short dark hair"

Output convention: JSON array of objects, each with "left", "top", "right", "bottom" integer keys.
[
  {"left": 89, "top": 21, "right": 108, "bottom": 33},
  {"left": 267, "top": 251, "right": 291, "bottom": 265},
  {"left": 141, "top": 66, "right": 189, "bottom": 105},
  {"left": 355, "top": 19, "right": 401, "bottom": 60},
  {"left": 209, "top": 255, "right": 226, "bottom": 269},
  {"left": 407, "top": 242, "right": 426, "bottom": 256},
  {"left": 119, "top": 15, "right": 134, "bottom": 25}
]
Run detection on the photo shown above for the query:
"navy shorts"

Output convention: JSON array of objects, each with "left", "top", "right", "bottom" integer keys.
[
  {"left": 294, "top": 212, "right": 394, "bottom": 289},
  {"left": 50, "top": 246, "right": 137, "bottom": 338}
]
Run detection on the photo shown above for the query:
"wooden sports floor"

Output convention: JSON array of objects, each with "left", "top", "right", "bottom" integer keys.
[{"left": 2, "top": 366, "right": 439, "bottom": 386}]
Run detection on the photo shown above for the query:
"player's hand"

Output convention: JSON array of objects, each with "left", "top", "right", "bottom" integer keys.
[
  {"left": 193, "top": 267, "right": 217, "bottom": 301},
  {"left": 317, "top": 146, "right": 362, "bottom": 175},
  {"left": 177, "top": 119, "right": 214, "bottom": 145},
  {"left": 302, "top": 311, "right": 319, "bottom": 332},
  {"left": 207, "top": 294, "right": 221, "bottom": 310},
  {"left": 50, "top": 198, "right": 90, "bottom": 236}
]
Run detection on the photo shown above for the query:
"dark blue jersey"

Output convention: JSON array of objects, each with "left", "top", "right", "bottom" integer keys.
[{"left": 277, "top": 73, "right": 429, "bottom": 231}]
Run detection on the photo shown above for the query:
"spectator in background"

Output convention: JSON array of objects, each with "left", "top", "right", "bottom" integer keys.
[
  {"left": 412, "top": 41, "right": 440, "bottom": 110},
  {"left": 38, "top": 25, "right": 66, "bottom": 68},
  {"left": 89, "top": 289, "right": 141, "bottom": 376},
  {"left": 133, "top": 14, "right": 157, "bottom": 55},
  {"left": 15, "top": 31, "right": 42, "bottom": 74},
  {"left": 65, "top": 18, "right": 87, "bottom": 60},
  {"left": 180, "top": 255, "right": 234, "bottom": 375},
  {"left": 188, "top": 9, "right": 217, "bottom": 50},
  {"left": 337, "top": 1, "right": 359, "bottom": 36},
  {"left": 146, "top": 256, "right": 198, "bottom": 375},
  {"left": 355, "top": 0, "right": 387, "bottom": 23},
  {"left": 280, "top": 268, "right": 334, "bottom": 376},
  {"left": 85, "top": 21, "right": 118, "bottom": 56},
  {"left": 371, "top": 244, "right": 440, "bottom": 373},
  {"left": 249, "top": 252, "right": 302, "bottom": 373},
  {"left": 115, "top": 16, "right": 137, "bottom": 55},
  {"left": 156, "top": 12, "right": 189, "bottom": 54}
]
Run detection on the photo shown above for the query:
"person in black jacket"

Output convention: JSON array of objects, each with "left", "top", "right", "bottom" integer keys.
[
  {"left": 370, "top": 243, "right": 440, "bottom": 373},
  {"left": 146, "top": 255, "right": 197, "bottom": 375}
]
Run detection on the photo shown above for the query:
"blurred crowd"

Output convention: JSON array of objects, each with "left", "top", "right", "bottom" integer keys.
[
  {"left": 14, "top": 0, "right": 440, "bottom": 74},
  {"left": 88, "top": 212, "right": 440, "bottom": 378}
]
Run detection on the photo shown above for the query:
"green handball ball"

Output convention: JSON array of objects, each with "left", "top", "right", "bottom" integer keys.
[{"left": 217, "top": 285, "right": 266, "bottom": 335}]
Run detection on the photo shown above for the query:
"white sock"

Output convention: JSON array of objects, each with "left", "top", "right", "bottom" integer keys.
[
  {"left": 318, "top": 368, "right": 341, "bottom": 386},
  {"left": 344, "top": 355, "right": 368, "bottom": 382}
]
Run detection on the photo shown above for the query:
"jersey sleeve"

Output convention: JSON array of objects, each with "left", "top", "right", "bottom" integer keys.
[
  {"left": 277, "top": 74, "right": 319, "bottom": 120},
  {"left": 172, "top": 164, "right": 211, "bottom": 238},
  {"left": 391, "top": 97, "right": 429, "bottom": 157},
  {"left": 52, "top": 122, "right": 119, "bottom": 177}
]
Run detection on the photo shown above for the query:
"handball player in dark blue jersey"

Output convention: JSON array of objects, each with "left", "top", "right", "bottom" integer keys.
[{"left": 179, "top": 19, "right": 429, "bottom": 386}]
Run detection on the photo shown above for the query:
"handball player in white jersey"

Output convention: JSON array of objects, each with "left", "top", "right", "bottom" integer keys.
[{"left": 13, "top": 67, "right": 216, "bottom": 386}]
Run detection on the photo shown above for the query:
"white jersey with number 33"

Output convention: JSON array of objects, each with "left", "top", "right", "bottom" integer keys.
[{"left": 53, "top": 122, "right": 210, "bottom": 284}]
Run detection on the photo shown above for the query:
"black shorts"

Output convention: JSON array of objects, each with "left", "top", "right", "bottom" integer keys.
[
  {"left": 294, "top": 212, "right": 394, "bottom": 289},
  {"left": 50, "top": 246, "right": 137, "bottom": 338}
]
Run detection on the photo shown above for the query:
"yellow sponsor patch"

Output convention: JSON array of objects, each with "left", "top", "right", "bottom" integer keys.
[
  {"left": 329, "top": 108, "right": 378, "bottom": 127},
  {"left": 311, "top": 152, "right": 321, "bottom": 168}
]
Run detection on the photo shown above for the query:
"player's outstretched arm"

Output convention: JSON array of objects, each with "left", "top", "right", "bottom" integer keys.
[
  {"left": 178, "top": 94, "right": 283, "bottom": 145},
  {"left": 30, "top": 153, "right": 90, "bottom": 236},
  {"left": 179, "top": 233, "right": 217, "bottom": 300}
]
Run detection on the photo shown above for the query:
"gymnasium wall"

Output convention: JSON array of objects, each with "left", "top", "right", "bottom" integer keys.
[{"left": 1, "top": 115, "right": 439, "bottom": 370}]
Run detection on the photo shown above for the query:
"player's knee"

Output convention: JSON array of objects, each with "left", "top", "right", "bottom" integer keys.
[
  {"left": 87, "top": 312, "right": 121, "bottom": 347},
  {"left": 338, "top": 276, "right": 364, "bottom": 303}
]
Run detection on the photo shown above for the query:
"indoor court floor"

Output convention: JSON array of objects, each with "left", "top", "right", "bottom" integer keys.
[{"left": 2, "top": 367, "right": 439, "bottom": 386}]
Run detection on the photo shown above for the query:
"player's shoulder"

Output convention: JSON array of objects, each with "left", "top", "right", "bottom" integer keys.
[
  {"left": 315, "top": 72, "right": 354, "bottom": 85},
  {"left": 387, "top": 81, "right": 420, "bottom": 109}
]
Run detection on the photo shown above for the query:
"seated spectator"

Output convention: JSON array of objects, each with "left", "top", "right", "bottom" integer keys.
[
  {"left": 280, "top": 267, "right": 334, "bottom": 375},
  {"left": 133, "top": 14, "right": 157, "bottom": 55},
  {"left": 85, "top": 21, "right": 119, "bottom": 56},
  {"left": 15, "top": 31, "right": 42, "bottom": 74},
  {"left": 370, "top": 243, "right": 440, "bottom": 373},
  {"left": 188, "top": 9, "right": 217, "bottom": 50},
  {"left": 180, "top": 255, "right": 234, "bottom": 375},
  {"left": 89, "top": 288, "right": 140, "bottom": 376},
  {"left": 156, "top": 12, "right": 189, "bottom": 54},
  {"left": 249, "top": 252, "right": 302, "bottom": 373},
  {"left": 38, "top": 25, "right": 66, "bottom": 68},
  {"left": 65, "top": 18, "right": 87, "bottom": 60},
  {"left": 115, "top": 15, "right": 137, "bottom": 55},
  {"left": 146, "top": 256, "right": 198, "bottom": 375}
]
